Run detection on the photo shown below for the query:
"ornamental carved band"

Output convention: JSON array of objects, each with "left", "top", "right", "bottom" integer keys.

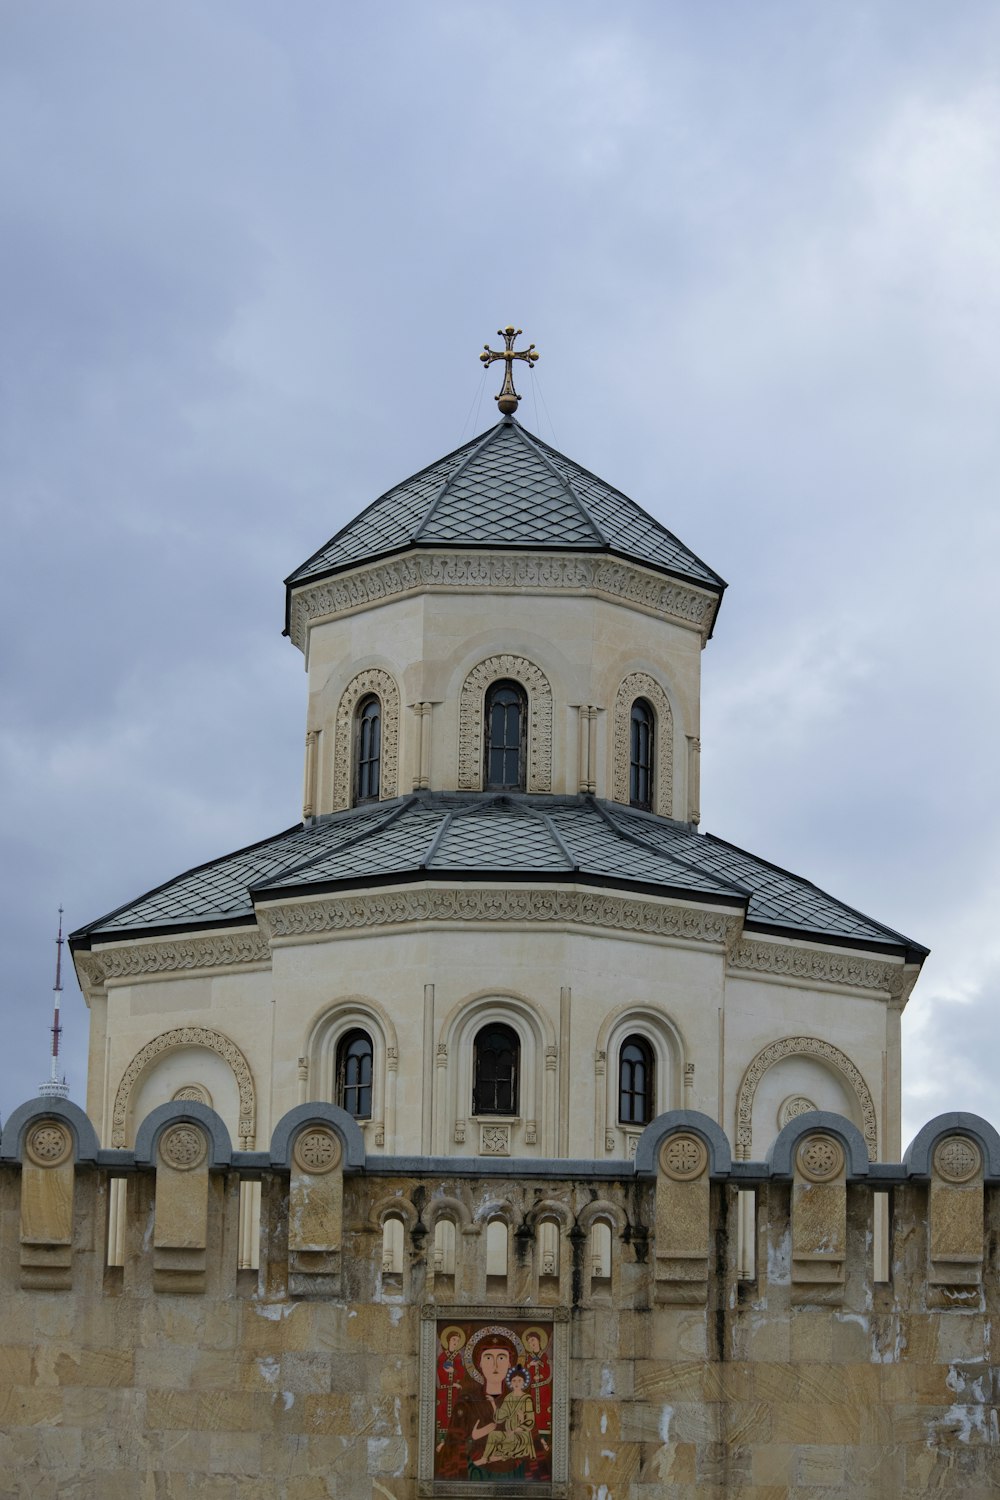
[
  {"left": 288, "top": 550, "right": 716, "bottom": 651},
  {"left": 333, "top": 668, "right": 400, "bottom": 812},
  {"left": 111, "top": 1026, "right": 256, "bottom": 1149},
  {"left": 458, "top": 655, "right": 553, "bottom": 792},
  {"left": 612, "top": 672, "right": 673, "bottom": 817},
  {"left": 735, "top": 1035, "right": 877, "bottom": 1160}
]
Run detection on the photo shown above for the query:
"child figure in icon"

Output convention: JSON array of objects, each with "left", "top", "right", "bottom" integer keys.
[{"left": 472, "top": 1365, "right": 535, "bottom": 1467}]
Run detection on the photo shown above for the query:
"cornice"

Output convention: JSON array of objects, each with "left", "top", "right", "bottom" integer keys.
[
  {"left": 74, "top": 929, "right": 270, "bottom": 988},
  {"left": 288, "top": 550, "right": 717, "bottom": 649},
  {"left": 727, "top": 937, "right": 907, "bottom": 998},
  {"left": 258, "top": 886, "right": 741, "bottom": 948}
]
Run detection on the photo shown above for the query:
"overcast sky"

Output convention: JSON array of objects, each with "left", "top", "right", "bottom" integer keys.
[{"left": 2, "top": 2, "right": 998, "bottom": 1148}]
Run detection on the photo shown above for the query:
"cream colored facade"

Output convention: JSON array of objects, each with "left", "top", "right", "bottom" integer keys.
[{"left": 75, "top": 473, "right": 920, "bottom": 1174}]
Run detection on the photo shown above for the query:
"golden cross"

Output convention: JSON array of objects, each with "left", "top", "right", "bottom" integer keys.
[{"left": 479, "top": 325, "right": 539, "bottom": 415}]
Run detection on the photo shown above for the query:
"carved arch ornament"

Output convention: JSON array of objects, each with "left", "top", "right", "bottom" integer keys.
[
  {"left": 612, "top": 672, "right": 673, "bottom": 817},
  {"left": 111, "top": 1026, "right": 256, "bottom": 1149},
  {"left": 735, "top": 1035, "right": 877, "bottom": 1161},
  {"left": 458, "top": 655, "right": 553, "bottom": 792},
  {"left": 333, "top": 668, "right": 400, "bottom": 811}
]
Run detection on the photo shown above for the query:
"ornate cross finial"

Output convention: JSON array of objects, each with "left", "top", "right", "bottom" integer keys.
[{"left": 479, "top": 325, "right": 539, "bottom": 415}]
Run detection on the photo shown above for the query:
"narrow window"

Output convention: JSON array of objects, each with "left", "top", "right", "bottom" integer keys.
[
  {"left": 629, "top": 698, "right": 654, "bottom": 809},
  {"left": 336, "top": 1029, "right": 374, "bottom": 1119},
  {"left": 618, "top": 1034, "right": 654, "bottom": 1125},
  {"left": 355, "top": 695, "right": 382, "bottom": 803},
  {"left": 484, "top": 680, "right": 526, "bottom": 791},
  {"left": 473, "top": 1023, "right": 519, "bottom": 1115}
]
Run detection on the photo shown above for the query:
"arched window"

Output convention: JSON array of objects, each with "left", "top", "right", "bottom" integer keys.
[
  {"left": 484, "top": 680, "right": 526, "bottom": 791},
  {"left": 618, "top": 1034, "right": 654, "bottom": 1125},
  {"left": 473, "top": 1023, "right": 519, "bottom": 1115},
  {"left": 629, "top": 698, "right": 654, "bottom": 809},
  {"left": 336, "top": 1029, "right": 373, "bottom": 1119},
  {"left": 355, "top": 695, "right": 382, "bottom": 804}
]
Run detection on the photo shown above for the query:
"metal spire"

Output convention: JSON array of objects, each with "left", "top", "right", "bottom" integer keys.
[{"left": 38, "top": 906, "right": 69, "bottom": 1099}]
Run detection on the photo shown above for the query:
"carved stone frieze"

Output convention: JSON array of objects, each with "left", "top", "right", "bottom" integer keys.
[
  {"left": 111, "top": 1026, "right": 256, "bottom": 1149},
  {"left": 333, "top": 667, "right": 400, "bottom": 811},
  {"left": 288, "top": 550, "right": 717, "bottom": 650},
  {"left": 612, "top": 671, "right": 674, "bottom": 816},
  {"left": 458, "top": 654, "right": 553, "bottom": 792},
  {"left": 735, "top": 1035, "right": 877, "bottom": 1160},
  {"left": 260, "top": 886, "right": 740, "bottom": 949},
  {"left": 729, "top": 937, "right": 906, "bottom": 997},
  {"left": 75, "top": 930, "right": 270, "bottom": 988}
]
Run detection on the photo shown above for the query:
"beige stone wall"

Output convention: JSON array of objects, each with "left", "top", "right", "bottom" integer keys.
[{"left": 3, "top": 1126, "right": 997, "bottom": 1497}]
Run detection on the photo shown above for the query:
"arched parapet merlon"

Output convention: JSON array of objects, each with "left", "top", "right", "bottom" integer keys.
[
  {"left": 634, "top": 1109, "right": 732, "bottom": 1178},
  {"left": 270, "top": 1102, "right": 365, "bottom": 1171},
  {"left": 903, "top": 1112, "right": 1000, "bottom": 1182},
  {"left": 367, "top": 1191, "right": 419, "bottom": 1233},
  {"left": 0, "top": 1097, "right": 100, "bottom": 1164},
  {"left": 111, "top": 1025, "right": 256, "bottom": 1149},
  {"left": 424, "top": 1194, "right": 473, "bottom": 1234},
  {"left": 458, "top": 654, "right": 553, "bottom": 792},
  {"left": 133, "top": 1100, "right": 233, "bottom": 1168},
  {"left": 767, "top": 1110, "right": 869, "bottom": 1180},
  {"left": 735, "top": 1035, "right": 878, "bottom": 1161},
  {"left": 576, "top": 1198, "right": 628, "bottom": 1237},
  {"left": 333, "top": 666, "right": 401, "bottom": 811}
]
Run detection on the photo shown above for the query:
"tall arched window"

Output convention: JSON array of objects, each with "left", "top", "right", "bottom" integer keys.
[
  {"left": 336, "top": 1029, "right": 374, "bottom": 1119},
  {"left": 629, "top": 699, "right": 654, "bottom": 810},
  {"left": 484, "top": 680, "right": 526, "bottom": 791},
  {"left": 473, "top": 1023, "right": 519, "bottom": 1115},
  {"left": 355, "top": 695, "right": 382, "bottom": 804},
  {"left": 618, "top": 1034, "right": 654, "bottom": 1125}
]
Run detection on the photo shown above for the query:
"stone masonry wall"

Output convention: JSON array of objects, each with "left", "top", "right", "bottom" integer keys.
[{"left": 0, "top": 1098, "right": 997, "bottom": 1498}]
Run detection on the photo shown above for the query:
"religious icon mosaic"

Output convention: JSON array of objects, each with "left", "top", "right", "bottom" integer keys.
[{"left": 419, "top": 1305, "right": 569, "bottom": 1496}]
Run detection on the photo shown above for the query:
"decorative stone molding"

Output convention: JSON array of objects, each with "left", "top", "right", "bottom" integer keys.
[
  {"left": 479, "top": 1123, "right": 511, "bottom": 1156},
  {"left": 288, "top": 549, "right": 718, "bottom": 651},
  {"left": 778, "top": 1094, "right": 817, "bottom": 1129},
  {"left": 173, "top": 1084, "right": 213, "bottom": 1108},
  {"left": 333, "top": 667, "right": 400, "bottom": 811},
  {"left": 75, "top": 930, "right": 270, "bottom": 988},
  {"left": 612, "top": 672, "right": 673, "bottom": 817},
  {"left": 728, "top": 937, "right": 906, "bottom": 998},
  {"left": 736, "top": 1036, "right": 877, "bottom": 1160},
  {"left": 112, "top": 1027, "right": 256, "bottom": 1149},
  {"left": 796, "top": 1134, "right": 845, "bottom": 1183},
  {"left": 261, "top": 887, "right": 740, "bottom": 949},
  {"left": 933, "top": 1135, "right": 981, "bottom": 1184},
  {"left": 457, "top": 654, "right": 553, "bottom": 792},
  {"left": 660, "top": 1133, "right": 709, "bottom": 1181}
]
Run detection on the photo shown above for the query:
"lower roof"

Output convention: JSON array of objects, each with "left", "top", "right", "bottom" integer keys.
[{"left": 70, "top": 793, "right": 927, "bottom": 965}]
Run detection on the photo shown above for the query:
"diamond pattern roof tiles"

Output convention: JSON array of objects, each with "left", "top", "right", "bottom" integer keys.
[
  {"left": 72, "top": 794, "right": 922, "bottom": 960},
  {"left": 287, "top": 420, "right": 724, "bottom": 593}
]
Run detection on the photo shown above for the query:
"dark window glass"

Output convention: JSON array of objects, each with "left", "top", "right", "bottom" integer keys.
[
  {"left": 356, "top": 696, "right": 381, "bottom": 803},
  {"left": 337, "top": 1029, "right": 374, "bottom": 1119},
  {"left": 485, "top": 680, "right": 526, "bottom": 791},
  {"left": 618, "top": 1035, "right": 654, "bottom": 1125},
  {"left": 629, "top": 699, "right": 654, "bottom": 809},
  {"left": 473, "top": 1023, "right": 519, "bottom": 1115}
]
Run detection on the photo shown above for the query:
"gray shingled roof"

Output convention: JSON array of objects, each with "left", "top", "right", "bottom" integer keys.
[
  {"left": 286, "top": 418, "right": 725, "bottom": 594},
  {"left": 71, "top": 794, "right": 925, "bottom": 961}
]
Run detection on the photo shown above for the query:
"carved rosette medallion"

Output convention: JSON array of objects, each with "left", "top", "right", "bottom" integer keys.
[
  {"left": 292, "top": 1126, "right": 342, "bottom": 1175},
  {"left": 933, "top": 1135, "right": 981, "bottom": 1184},
  {"left": 159, "top": 1124, "right": 209, "bottom": 1172},
  {"left": 659, "top": 1132, "right": 709, "bottom": 1181},
  {"left": 173, "top": 1084, "right": 213, "bottom": 1108},
  {"left": 796, "top": 1134, "right": 845, "bottom": 1183},
  {"left": 479, "top": 1124, "right": 511, "bottom": 1156},
  {"left": 778, "top": 1094, "right": 817, "bottom": 1129},
  {"left": 25, "top": 1120, "right": 73, "bottom": 1168}
]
